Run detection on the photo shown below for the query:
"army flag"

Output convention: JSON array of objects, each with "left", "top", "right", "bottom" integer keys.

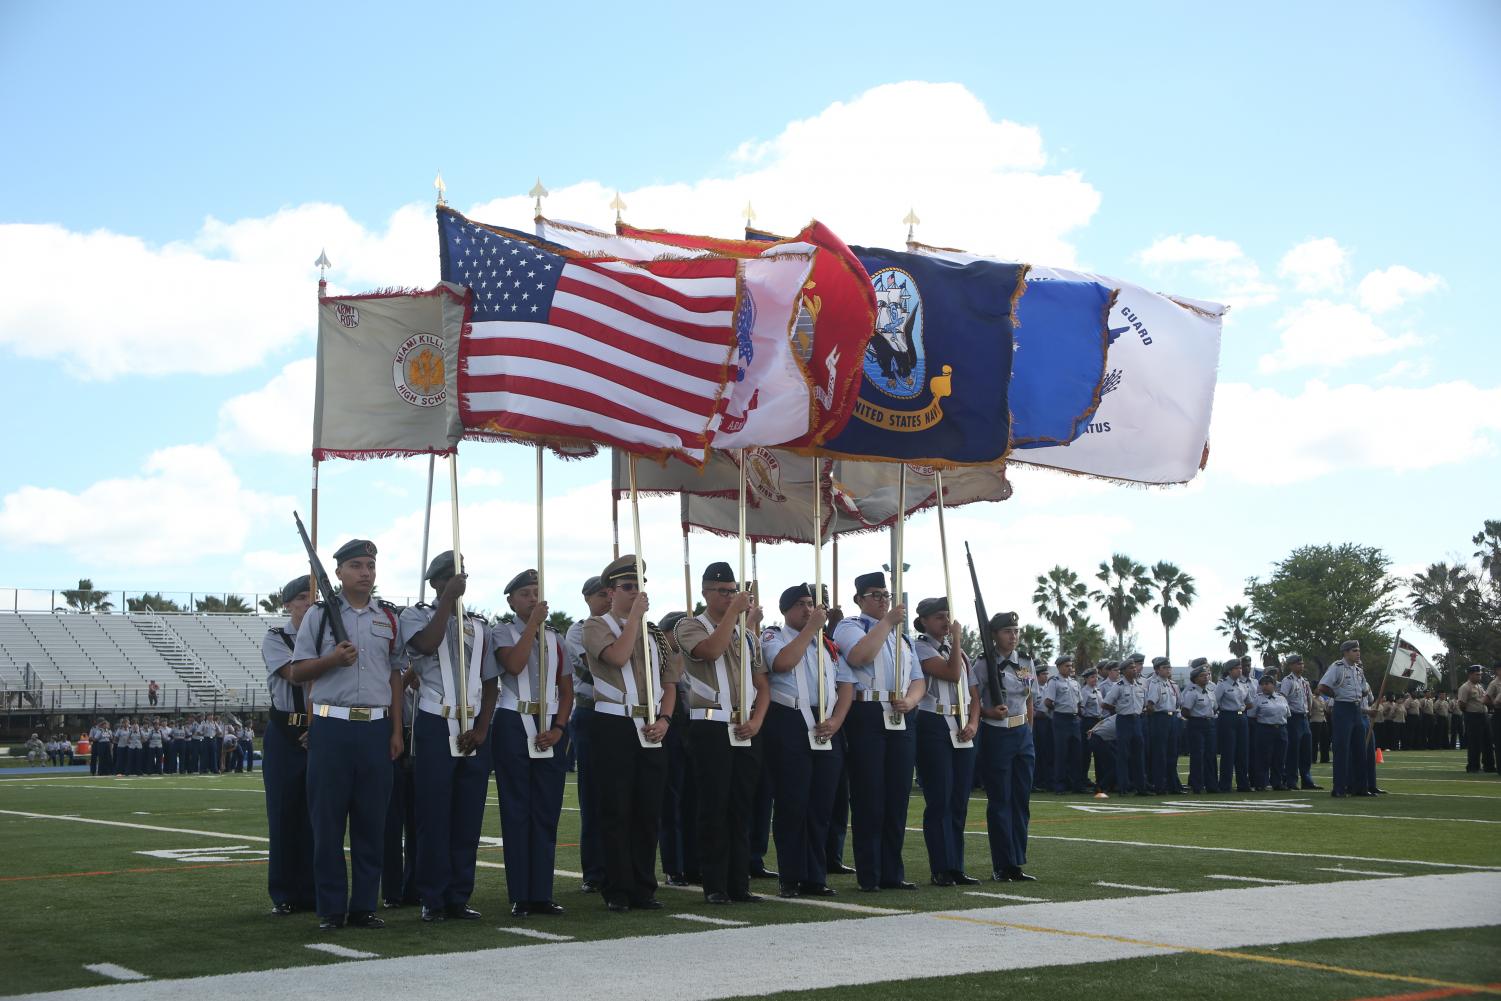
[
  {"left": 617, "top": 220, "right": 877, "bottom": 447},
  {"left": 913, "top": 241, "right": 1225, "bottom": 484},
  {"left": 538, "top": 218, "right": 817, "bottom": 450},
  {"left": 1389, "top": 638, "right": 1437, "bottom": 683},
  {"left": 312, "top": 283, "right": 468, "bottom": 460}
]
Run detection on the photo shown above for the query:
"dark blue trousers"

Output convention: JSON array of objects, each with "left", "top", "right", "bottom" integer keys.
[
  {"left": 384, "top": 759, "right": 417, "bottom": 904},
  {"left": 766, "top": 703, "right": 843, "bottom": 887},
  {"left": 825, "top": 730, "right": 850, "bottom": 867},
  {"left": 210, "top": 737, "right": 223, "bottom": 773},
  {"left": 658, "top": 710, "right": 695, "bottom": 880},
  {"left": 1216, "top": 713, "right": 1241, "bottom": 792},
  {"left": 1331, "top": 702, "right": 1361, "bottom": 795},
  {"left": 1185, "top": 717, "right": 1214, "bottom": 791},
  {"left": 1051, "top": 713, "right": 1082, "bottom": 792},
  {"left": 1283, "top": 713, "right": 1313, "bottom": 788},
  {"left": 1252, "top": 723, "right": 1288, "bottom": 789},
  {"left": 1356, "top": 712, "right": 1378, "bottom": 794},
  {"left": 570, "top": 704, "right": 605, "bottom": 885},
  {"left": 491, "top": 709, "right": 566, "bottom": 905},
  {"left": 306, "top": 715, "right": 393, "bottom": 918},
  {"left": 749, "top": 762, "right": 774, "bottom": 870},
  {"left": 914, "top": 710, "right": 976, "bottom": 877},
  {"left": 416, "top": 711, "right": 491, "bottom": 909},
  {"left": 262, "top": 720, "right": 315, "bottom": 908},
  {"left": 1147, "top": 713, "right": 1174, "bottom": 793},
  {"left": 844, "top": 702, "right": 916, "bottom": 888},
  {"left": 1113, "top": 714, "right": 1146, "bottom": 794},
  {"left": 1166, "top": 715, "right": 1185, "bottom": 792},
  {"left": 1234, "top": 714, "right": 1251, "bottom": 790},
  {"left": 979, "top": 723, "right": 1034, "bottom": 871},
  {"left": 1031, "top": 714, "right": 1054, "bottom": 792}
]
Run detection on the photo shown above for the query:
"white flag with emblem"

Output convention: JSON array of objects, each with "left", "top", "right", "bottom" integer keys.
[
  {"left": 1389, "top": 638, "right": 1437, "bottom": 683},
  {"left": 312, "top": 283, "right": 467, "bottom": 459}
]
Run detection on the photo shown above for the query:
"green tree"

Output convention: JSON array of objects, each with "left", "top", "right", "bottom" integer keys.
[
  {"left": 259, "top": 590, "right": 285, "bottom": 614},
  {"left": 1473, "top": 519, "right": 1501, "bottom": 586},
  {"left": 1019, "top": 624, "right": 1054, "bottom": 664},
  {"left": 1245, "top": 542, "right": 1401, "bottom": 670},
  {"left": 196, "top": 595, "right": 252, "bottom": 613},
  {"left": 62, "top": 579, "right": 113, "bottom": 612},
  {"left": 1105, "top": 630, "right": 1141, "bottom": 661},
  {"left": 547, "top": 610, "right": 575, "bottom": 636},
  {"left": 1090, "top": 554, "right": 1151, "bottom": 653},
  {"left": 1217, "top": 604, "right": 1252, "bottom": 658},
  {"left": 1409, "top": 561, "right": 1501, "bottom": 675},
  {"left": 959, "top": 624, "right": 982, "bottom": 662},
  {"left": 1033, "top": 566, "right": 1088, "bottom": 655},
  {"left": 1149, "top": 561, "right": 1197, "bottom": 660},
  {"left": 126, "top": 592, "right": 182, "bottom": 613},
  {"left": 1061, "top": 613, "right": 1108, "bottom": 668}
]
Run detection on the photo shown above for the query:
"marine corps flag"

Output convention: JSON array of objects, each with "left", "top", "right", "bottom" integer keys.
[
  {"left": 312, "top": 283, "right": 468, "bottom": 459},
  {"left": 1389, "top": 638, "right": 1437, "bottom": 683}
]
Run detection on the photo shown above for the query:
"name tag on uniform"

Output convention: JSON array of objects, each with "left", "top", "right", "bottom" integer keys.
[
  {"left": 463, "top": 621, "right": 476, "bottom": 638},
  {"left": 371, "top": 618, "right": 394, "bottom": 639}
]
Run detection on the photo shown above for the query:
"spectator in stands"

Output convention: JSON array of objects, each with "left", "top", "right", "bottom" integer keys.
[
  {"left": 60, "top": 734, "right": 75, "bottom": 765},
  {"left": 149, "top": 679, "right": 160, "bottom": 707},
  {"left": 27, "top": 733, "right": 45, "bottom": 765}
]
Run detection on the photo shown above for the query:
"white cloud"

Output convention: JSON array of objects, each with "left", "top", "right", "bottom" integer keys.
[
  {"left": 1209, "top": 380, "right": 1501, "bottom": 484},
  {"left": 1135, "top": 234, "right": 1276, "bottom": 309},
  {"left": 1357, "top": 265, "right": 1445, "bottom": 314},
  {"left": 460, "top": 467, "right": 505, "bottom": 488},
  {"left": 1277, "top": 237, "right": 1350, "bottom": 293},
  {"left": 0, "top": 446, "right": 291, "bottom": 565},
  {"left": 217, "top": 358, "right": 315, "bottom": 455},
  {"left": 468, "top": 82, "right": 1101, "bottom": 267},
  {"left": 1257, "top": 299, "right": 1421, "bottom": 373}
]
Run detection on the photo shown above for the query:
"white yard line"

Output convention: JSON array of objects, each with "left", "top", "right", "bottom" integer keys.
[
  {"left": 0, "top": 809, "right": 268, "bottom": 842},
  {"left": 1094, "top": 881, "right": 1177, "bottom": 893},
  {"left": 19, "top": 873, "right": 1501, "bottom": 1001},
  {"left": 1317, "top": 866, "right": 1402, "bottom": 877},
  {"left": 669, "top": 913, "right": 748, "bottom": 927},
  {"left": 1206, "top": 874, "right": 1293, "bottom": 885},
  {"left": 1019, "top": 832, "right": 1501, "bottom": 871},
  {"left": 964, "top": 891, "right": 1048, "bottom": 902},
  {"left": 80, "top": 966, "right": 147, "bottom": 983},
  {"left": 496, "top": 927, "right": 573, "bottom": 942},
  {"left": 303, "top": 944, "right": 378, "bottom": 960},
  {"left": 650, "top": 875, "right": 908, "bottom": 915}
]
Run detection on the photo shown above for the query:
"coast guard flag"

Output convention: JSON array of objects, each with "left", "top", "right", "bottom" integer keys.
[
  {"left": 1389, "top": 638, "right": 1437, "bottom": 683},
  {"left": 438, "top": 208, "right": 765, "bottom": 465},
  {"left": 312, "top": 284, "right": 468, "bottom": 460},
  {"left": 913, "top": 241, "right": 1224, "bottom": 484},
  {"left": 817, "top": 246, "right": 1023, "bottom": 466}
]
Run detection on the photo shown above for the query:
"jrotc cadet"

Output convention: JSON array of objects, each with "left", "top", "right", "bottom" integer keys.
[
  {"left": 1456, "top": 665, "right": 1494, "bottom": 773},
  {"left": 1420, "top": 690, "right": 1436, "bottom": 749},
  {"left": 401, "top": 553, "right": 497, "bottom": 923},
  {"left": 973, "top": 612, "right": 1036, "bottom": 881},
  {"left": 491, "top": 567, "right": 573, "bottom": 917},
  {"left": 1485, "top": 665, "right": 1501, "bottom": 769},
  {"left": 566, "top": 576, "right": 612, "bottom": 893},
  {"left": 763, "top": 583, "right": 853, "bottom": 898},
  {"left": 912, "top": 597, "right": 981, "bottom": 886},
  {"left": 1180, "top": 660, "right": 1216, "bottom": 793},
  {"left": 1248, "top": 674, "right": 1291, "bottom": 790},
  {"left": 1433, "top": 691, "right": 1452, "bottom": 750},
  {"left": 146, "top": 718, "right": 164, "bottom": 774},
  {"left": 1310, "top": 685, "right": 1332, "bottom": 762},
  {"left": 1144, "top": 656, "right": 1181, "bottom": 794},
  {"left": 1235, "top": 658, "right": 1256, "bottom": 783},
  {"left": 289, "top": 538, "right": 405, "bottom": 930},
  {"left": 261, "top": 575, "right": 316, "bottom": 916},
  {"left": 833, "top": 570, "right": 925, "bottom": 892},
  {"left": 1031, "top": 665, "right": 1054, "bottom": 794},
  {"left": 673, "top": 562, "right": 771, "bottom": 905},
  {"left": 1357, "top": 671, "right": 1383, "bottom": 795},
  {"left": 111, "top": 719, "right": 127, "bottom": 774},
  {"left": 1103, "top": 655, "right": 1148, "bottom": 796},
  {"left": 1279, "top": 655, "right": 1319, "bottom": 790},
  {"left": 1318, "top": 639, "right": 1371, "bottom": 797},
  {"left": 656, "top": 610, "right": 696, "bottom": 889},
  {"left": 383, "top": 667, "right": 419, "bottom": 910},
  {"left": 581, "top": 555, "right": 678, "bottom": 912},
  {"left": 1042, "top": 655, "right": 1084, "bottom": 794},
  {"left": 1213, "top": 659, "right": 1250, "bottom": 793},
  {"left": 1078, "top": 667, "right": 1104, "bottom": 790},
  {"left": 1098, "top": 661, "right": 1121, "bottom": 703},
  {"left": 88, "top": 719, "right": 108, "bottom": 775},
  {"left": 208, "top": 714, "right": 224, "bottom": 774},
  {"left": 1401, "top": 692, "right": 1420, "bottom": 751}
]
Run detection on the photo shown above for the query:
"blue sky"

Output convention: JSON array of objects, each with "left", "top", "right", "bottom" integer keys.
[{"left": 1, "top": 1, "right": 1497, "bottom": 665}]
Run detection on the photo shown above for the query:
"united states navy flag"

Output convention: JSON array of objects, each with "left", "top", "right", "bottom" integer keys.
[{"left": 815, "top": 247, "right": 1024, "bottom": 466}]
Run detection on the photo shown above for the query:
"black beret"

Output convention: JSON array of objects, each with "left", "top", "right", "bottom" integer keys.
[
  {"left": 504, "top": 569, "right": 538, "bottom": 595},
  {"left": 1259, "top": 673, "right": 1276, "bottom": 685},
  {"left": 702, "top": 561, "right": 737, "bottom": 585},
  {"left": 426, "top": 550, "right": 463, "bottom": 582},
  {"left": 1189, "top": 656, "right": 1209, "bottom": 669},
  {"left": 1190, "top": 665, "right": 1209, "bottom": 682},
  {"left": 1224, "top": 658, "right": 1243, "bottom": 671},
  {"left": 915, "top": 597, "right": 947, "bottom": 618},
  {"left": 1284, "top": 653, "right": 1304, "bottom": 665},
  {"left": 1055, "top": 654, "right": 1073, "bottom": 666},
  {"left": 659, "top": 611, "right": 687, "bottom": 633},
  {"left": 1104, "top": 660, "right": 1120, "bottom": 672},
  {"left": 333, "top": 539, "right": 377, "bottom": 563},
  {"left": 581, "top": 576, "right": 605, "bottom": 597},
  {"left": 1035, "top": 665, "right": 1050, "bottom": 675},
  {"left": 1467, "top": 664, "right": 1482, "bottom": 674},
  {"left": 1340, "top": 640, "right": 1360, "bottom": 653},
  {"left": 989, "top": 611, "right": 1018, "bottom": 631},
  {"left": 602, "top": 554, "right": 645, "bottom": 584},
  {"left": 1127, "top": 652, "right": 1146, "bottom": 664},
  {"left": 281, "top": 575, "right": 311, "bottom": 604},
  {"left": 1151, "top": 656, "right": 1170, "bottom": 669},
  {"left": 854, "top": 571, "right": 887, "bottom": 596},
  {"left": 1240, "top": 655, "right": 1252, "bottom": 664},
  {"left": 1080, "top": 667, "right": 1098, "bottom": 678},
  {"left": 779, "top": 583, "right": 816, "bottom": 613}
]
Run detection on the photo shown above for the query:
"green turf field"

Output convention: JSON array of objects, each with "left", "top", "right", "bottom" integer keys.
[{"left": 1, "top": 750, "right": 1497, "bottom": 997}]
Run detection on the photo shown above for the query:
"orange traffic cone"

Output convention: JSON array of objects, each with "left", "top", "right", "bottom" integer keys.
[{"left": 1375, "top": 748, "right": 1384, "bottom": 764}]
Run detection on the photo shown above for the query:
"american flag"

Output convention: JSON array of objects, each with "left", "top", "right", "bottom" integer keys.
[{"left": 438, "top": 208, "right": 741, "bottom": 464}]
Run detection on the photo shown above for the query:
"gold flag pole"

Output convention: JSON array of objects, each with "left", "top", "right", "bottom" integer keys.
[
  {"left": 448, "top": 454, "right": 471, "bottom": 752},
  {"left": 887, "top": 464, "right": 908, "bottom": 731},
  {"left": 811, "top": 457, "right": 830, "bottom": 751},
  {"left": 532, "top": 445, "right": 553, "bottom": 758},
  {"left": 681, "top": 496, "right": 693, "bottom": 612},
  {"left": 935, "top": 470, "right": 971, "bottom": 748},
  {"left": 628, "top": 455, "right": 656, "bottom": 737},
  {"left": 730, "top": 451, "right": 752, "bottom": 747}
]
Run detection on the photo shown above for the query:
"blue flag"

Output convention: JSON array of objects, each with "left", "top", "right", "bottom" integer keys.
[
  {"left": 1010, "top": 278, "right": 1113, "bottom": 446},
  {"left": 817, "top": 247, "right": 1023, "bottom": 466}
]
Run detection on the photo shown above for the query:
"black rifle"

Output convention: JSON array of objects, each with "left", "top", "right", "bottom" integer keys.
[
  {"left": 293, "top": 511, "right": 349, "bottom": 646},
  {"left": 964, "top": 542, "right": 1003, "bottom": 705}
]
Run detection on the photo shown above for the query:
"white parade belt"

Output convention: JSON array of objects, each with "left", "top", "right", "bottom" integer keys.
[
  {"left": 314, "top": 704, "right": 388, "bottom": 722},
  {"left": 689, "top": 707, "right": 747, "bottom": 723},
  {"left": 418, "top": 697, "right": 476, "bottom": 720},
  {"left": 594, "top": 702, "right": 653, "bottom": 719},
  {"left": 856, "top": 690, "right": 903, "bottom": 703}
]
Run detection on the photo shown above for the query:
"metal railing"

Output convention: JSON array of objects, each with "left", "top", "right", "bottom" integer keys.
[
  {"left": 0, "top": 588, "right": 418, "bottom": 614},
  {"left": 0, "top": 682, "right": 271, "bottom": 716}
]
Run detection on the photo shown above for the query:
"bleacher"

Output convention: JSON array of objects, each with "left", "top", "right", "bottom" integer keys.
[{"left": 153, "top": 613, "right": 286, "bottom": 695}]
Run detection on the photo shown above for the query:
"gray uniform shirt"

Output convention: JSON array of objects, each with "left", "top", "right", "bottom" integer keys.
[
  {"left": 291, "top": 599, "right": 402, "bottom": 708},
  {"left": 1103, "top": 677, "right": 1145, "bottom": 716},
  {"left": 398, "top": 606, "right": 495, "bottom": 704},
  {"left": 1279, "top": 673, "right": 1312, "bottom": 713},
  {"left": 1181, "top": 685, "right": 1217, "bottom": 719},
  {"left": 1249, "top": 691, "right": 1291, "bottom": 725},
  {"left": 972, "top": 653, "right": 1035, "bottom": 727},
  {"left": 1318, "top": 660, "right": 1368, "bottom": 703},
  {"left": 1213, "top": 677, "right": 1247, "bottom": 712},
  {"left": 1043, "top": 676, "right": 1082, "bottom": 714},
  {"left": 565, "top": 619, "right": 593, "bottom": 706},
  {"left": 1145, "top": 675, "right": 1179, "bottom": 713},
  {"left": 491, "top": 620, "right": 563, "bottom": 707},
  {"left": 261, "top": 625, "right": 300, "bottom": 712}
]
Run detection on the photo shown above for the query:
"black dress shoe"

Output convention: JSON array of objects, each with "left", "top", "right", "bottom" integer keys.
[
  {"left": 1005, "top": 867, "right": 1037, "bottom": 882},
  {"left": 446, "top": 904, "right": 482, "bottom": 920},
  {"left": 346, "top": 911, "right": 385, "bottom": 929},
  {"left": 1331, "top": 791, "right": 1346, "bottom": 798},
  {"left": 748, "top": 865, "right": 779, "bottom": 879},
  {"left": 1373, "top": 788, "right": 1388, "bottom": 795},
  {"left": 580, "top": 881, "right": 600, "bottom": 894},
  {"left": 991, "top": 871, "right": 1008, "bottom": 882},
  {"left": 270, "top": 902, "right": 295, "bottom": 916},
  {"left": 510, "top": 902, "right": 531, "bottom": 917},
  {"left": 730, "top": 893, "right": 763, "bottom": 903},
  {"left": 827, "top": 862, "right": 856, "bottom": 875},
  {"left": 799, "top": 882, "right": 836, "bottom": 896},
  {"left": 950, "top": 871, "right": 980, "bottom": 886},
  {"left": 421, "top": 905, "right": 447, "bottom": 922},
  {"left": 528, "top": 901, "right": 564, "bottom": 916},
  {"left": 1360, "top": 790, "right": 1379, "bottom": 797},
  {"left": 930, "top": 873, "right": 955, "bottom": 887},
  {"left": 778, "top": 882, "right": 800, "bottom": 898},
  {"left": 633, "top": 898, "right": 664, "bottom": 910},
  {"left": 318, "top": 914, "right": 346, "bottom": 930},
  {"left": 1303, "top": 783, "right": 1323, "bottom": 790},
  {"left": 664, "top": 875, "right": 690, "bottom": 887},
  {"left": 857, "top": 884, "right": 881, "bottom": 893},
  {"left": 705, "top": 892, "right": 732, "bottom": 904},
  {"left": 879, "top": 881, "right": 916, "bottom": 890},
  {"left": 605, "top": 900, "right": 630, "bottom": 913},
  {"left": 381, "top": 898, "right": 403, "bottom": 909}
]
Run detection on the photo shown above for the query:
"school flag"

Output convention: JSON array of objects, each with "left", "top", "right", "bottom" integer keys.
[
  {"left": 1389, "top": 638, "right": 1438, "bottom": 683},
  {"left": 912, "top": 241, "right": 1225, "bottom": 484},
  {"left": 312, "top": 283, "right": 468, "bottom": 460}
]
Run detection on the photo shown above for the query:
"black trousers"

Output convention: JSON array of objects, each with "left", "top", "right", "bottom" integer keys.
[
  {"left": 591, "top": 712, "right": 668, "bottom": 906},
  {"left": 1465, "top": 713, "right": 1496, "bottom": 772},
  {"left": 1312, "top": 719, "right": 1331, "bottom": 762},
  {"left": 687, "top": 720, "right": 762, "bottom": 897}
]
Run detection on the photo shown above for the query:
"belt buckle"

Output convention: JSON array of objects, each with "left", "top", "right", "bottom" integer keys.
[
  {"left": 629, "top": 705, "right": 649, "bottom": 719},
  {"left": 348, "top": 707, "right": 373, "bottom": 722},
  {"left": 288, "top": 713, "right": 307, "bottom": 726}
]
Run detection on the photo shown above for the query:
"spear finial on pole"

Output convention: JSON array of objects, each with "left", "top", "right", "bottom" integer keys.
[
  {"left": 529, "top": 178, "right": 549, "bottom": 219},
  {"left": 434, "top": 170, "right": 447, "bottom": 207},
  {"left": 610, "top": 191, "right": 627, "bottom": 225},
  {"left": 743, "top": 201, "right": 757, "bottom": 229},
  {"left": 903, "top": 208, "right": 921, "bottom": 244},
  {"left": 314, "top": 249, "right": 331, "bottom": 298}
]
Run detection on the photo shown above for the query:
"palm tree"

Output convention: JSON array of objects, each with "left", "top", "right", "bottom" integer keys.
[
  {"left": 1091, "top": 554, "right": 1151, "bottom": 653},
  {"left": 1150, "top": 561, "right": 1197, "bottom": 659},
  {"left": 62, "top": 579, "right": 113, "bottom": 613},
  {"left": 1062, "top": 613, "right": 1108, "bottom": 668},
  {"left": 1033, "top": 566, "right": 1089, "bottom": 654},
  {"left": 1217, "top": 604, "right": 1252, "bottom": 658},
  {"left": 127, "top": 592, "right": 182, "bottom": 613},
  {"left": 1019, "top": 624, "right": 1054, "bottom": 664},
  {"left": 195, "top": 595, "right": 252, "bottom": 613},
  {"left": 259, "top": 590, "right": 285, "bottom": 614},
  {"left": 1473, "top": 520, "right": 1501, "bottom": 586}
]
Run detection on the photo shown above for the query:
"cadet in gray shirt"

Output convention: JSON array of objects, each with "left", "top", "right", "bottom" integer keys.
[{"left": 1249, "top": 675, "right": 1290, "bottom": 790}]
